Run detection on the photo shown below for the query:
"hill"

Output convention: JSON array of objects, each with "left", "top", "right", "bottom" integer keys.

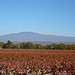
[{"left": 0, "top": 32, "right": 75, "bottom": 44}]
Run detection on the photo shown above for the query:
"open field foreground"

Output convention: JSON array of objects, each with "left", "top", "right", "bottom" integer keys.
[{"left": 0, "top": 49, "right": 75, "bottom": 75}]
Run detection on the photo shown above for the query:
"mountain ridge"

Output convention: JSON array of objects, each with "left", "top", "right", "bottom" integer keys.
[{"left": 0, "top": 32, "right": 75, "bottom": 44}]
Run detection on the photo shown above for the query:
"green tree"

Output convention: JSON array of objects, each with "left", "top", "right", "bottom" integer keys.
[
  {"left": 20, "top": 42, "right": 26, "bottom": 49},
  {"left": 2, "top": 40, "right": 15, "bottom": 48},
  {"left": 0, "top": 42, "right": 3, "bottom": 48},
  {"left": 25, "top": 42, "right": 35, "bottom": 49},
  {"left": 51, "top": 43, "right": 57, "bottom": 49},
  {"left": 45, "top": 45, "right": 52, "bottom": 49},
  {"left": 55, "top": 43, "right": 66, "bottom": 50},
  {"left": 72, "top": 44, "right": 75, "bottom": 50},
  {"left": 35, "top": 44, "right": 43, "bottom": 49},
  {"left": 66, "top": 44, "right": 72, "bottom": 50},
  {"left": 13, "top": 44, "right": 20, "bottom": 49}
]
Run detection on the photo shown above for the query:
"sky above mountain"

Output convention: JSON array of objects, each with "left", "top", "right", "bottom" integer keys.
[{"left": 0, "top": 0, "right": 75, "bottom": 37}]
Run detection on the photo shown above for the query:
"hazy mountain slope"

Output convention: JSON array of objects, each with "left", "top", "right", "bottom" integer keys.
[{"left": 0, "top": 32, "right": 75, "bottom": 44}]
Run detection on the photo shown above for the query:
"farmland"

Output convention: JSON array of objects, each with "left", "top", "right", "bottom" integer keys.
[{"left": 0, "top": 49, "right": 75, "bottom": 75}]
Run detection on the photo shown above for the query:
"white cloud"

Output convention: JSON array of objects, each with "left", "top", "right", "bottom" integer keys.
[{"left": 35, "top": 32, "right": 64, "bottom": 36}]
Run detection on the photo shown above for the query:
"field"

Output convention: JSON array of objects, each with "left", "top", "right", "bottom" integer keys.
[{"left": 0, "top": 49, "right": 75, "bottom": 75}]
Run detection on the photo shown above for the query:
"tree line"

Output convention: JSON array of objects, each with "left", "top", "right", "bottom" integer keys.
[{"left": 0, "top": 40, "right": 75, "bottom": 50}]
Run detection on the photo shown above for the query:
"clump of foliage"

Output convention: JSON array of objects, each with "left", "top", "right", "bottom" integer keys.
[{"left": 0, "top": 40, "right": 75, "bottom": 50}]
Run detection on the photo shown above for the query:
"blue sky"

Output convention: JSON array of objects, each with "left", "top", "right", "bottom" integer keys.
[{"left": 0, "top": 0, "right": 75, "bottom": 37}]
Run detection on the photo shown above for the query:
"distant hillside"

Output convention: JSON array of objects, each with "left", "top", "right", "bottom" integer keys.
[{"left": 0, "top": 32, "right": 75, "bottom": 44}]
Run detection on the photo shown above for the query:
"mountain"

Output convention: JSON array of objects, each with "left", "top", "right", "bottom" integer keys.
[{"left": 0, "top": 32, "right": 75, "bottom": 44}]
